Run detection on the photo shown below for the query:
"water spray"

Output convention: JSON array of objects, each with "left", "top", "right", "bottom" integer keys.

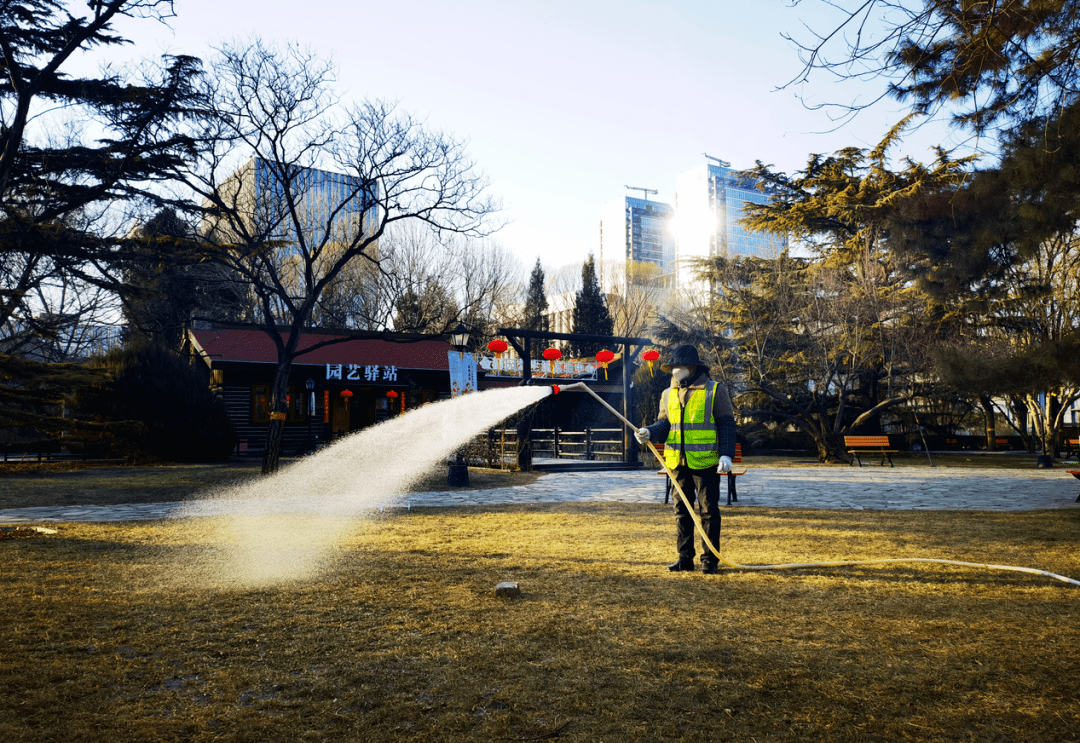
[{"left": 557, "top": 382, "right": 1080, "bottom": 587}]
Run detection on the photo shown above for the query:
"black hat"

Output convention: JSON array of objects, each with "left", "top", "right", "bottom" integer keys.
[{"left": 660, "top": 344, "right": 708, "bottom": 373}]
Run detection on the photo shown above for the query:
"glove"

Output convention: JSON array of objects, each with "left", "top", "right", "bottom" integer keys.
[
  {"left": 635, "top": 427, "right": 650, "bottom": 444},
  {"left": 719, "top": 455, "right": 733, "bottom": 474}
]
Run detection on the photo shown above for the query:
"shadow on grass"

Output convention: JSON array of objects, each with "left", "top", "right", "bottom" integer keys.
[{"left": 2, "top": 503, "right": 1078, "bottom": 742}]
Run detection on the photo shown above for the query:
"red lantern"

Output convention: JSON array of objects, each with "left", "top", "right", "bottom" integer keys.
[
  {"left": 487, "top": 338, "right": 509, "bottom": 376},
  {"left": 596, "top": 349, "right": 615, "bottom": 380},
  {"left": 643, "top": 349, "right": 660, "bottom": 377},
  {"left": 541, "top": 347, "right": 562, "bottom": 378},
  {"left": 339, "top": 389, "right": 353, "bottom": 398},
  {"left": 386, "top": 389, "right": 405, "bottom": 414}
]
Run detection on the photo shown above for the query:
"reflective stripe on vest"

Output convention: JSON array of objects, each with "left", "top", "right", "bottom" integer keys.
[{"left": 664, "top": 381, "right": 720, "bottom": 469}]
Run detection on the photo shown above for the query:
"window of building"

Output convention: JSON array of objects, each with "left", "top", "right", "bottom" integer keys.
[{"left": 252, "top": 385, "right": 308, "bottom": 423}]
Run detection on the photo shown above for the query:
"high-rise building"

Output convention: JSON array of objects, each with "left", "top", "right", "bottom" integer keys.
[
  {"left": 203, "top": 157, "right": 377, "bottom": 248},
  {"left": 674, "top": 160, "right": 784, "bottom": 273},
  {"left": 599, "top": 196, "right": 677, "bottom": 289}
]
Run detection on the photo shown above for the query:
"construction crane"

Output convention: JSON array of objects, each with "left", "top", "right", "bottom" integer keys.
[
  {"left": 703, "top": 153, "right": 731, "bottom": 167},
  {"left": 625, "top": 185, "right": 658, "bottom": 201}
]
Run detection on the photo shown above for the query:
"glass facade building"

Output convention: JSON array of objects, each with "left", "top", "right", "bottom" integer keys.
[
  {"left": 599, "top": 196, "right": 676, "bottom": 287},
  {"left": 206, "top": 157, "right": 377, "bottom": 248},
  {"left": 674, "top": 162, "right": 785, "bottom": 272}
]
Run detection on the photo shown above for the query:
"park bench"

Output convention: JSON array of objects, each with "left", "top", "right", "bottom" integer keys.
[
  {"left": 844, "top": 435, "right": 896, "bottom": 467},
  {"left": 1064, "top": 438, "right": 1079, "bottom": 458},
  {"left": 660, "top": 443, "right": 745, "bottom": 506}
]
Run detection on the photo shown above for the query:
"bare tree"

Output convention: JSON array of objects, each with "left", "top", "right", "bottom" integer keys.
[
  {"left": 177, "top": 39, "right": 497, "bottom": 473},
  {"left": 986, "top": 231, "right": 1080, "bottom": 455},
  {"left": 602, "top": 259, "right": 667, "bottom": 341},
  {"left": 309, "top": 220, "right": 520, "bottom": 344}
]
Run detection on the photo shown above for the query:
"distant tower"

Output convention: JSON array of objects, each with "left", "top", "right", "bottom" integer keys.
[
  {"left": 674, "top": 156, "right": 784, "bottom": 283},
  {"left": 599, "top": 188, "right": 676, "bottom": 290}
]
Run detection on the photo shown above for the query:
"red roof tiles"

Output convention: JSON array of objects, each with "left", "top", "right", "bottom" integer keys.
[{"left": 189, "top": 328, "right": 452, "bottom": 371}]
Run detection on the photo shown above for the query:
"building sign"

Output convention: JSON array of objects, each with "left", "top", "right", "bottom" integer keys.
[
  {"left": 447, "top": 352, "right": 477, "bottom": 398},
  {"left": 325, "top": 363, "right": 397, "bottom": 382},
  {"left": 479, "top": 355, "right": 597, "bottom": 380}
]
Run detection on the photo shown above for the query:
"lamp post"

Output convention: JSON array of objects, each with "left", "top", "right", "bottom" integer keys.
[
  {"left": 448, "top": 323, "right": 471, "bottom": 487},
  {"left": 450, "top": 323, "right": 469, "bottom": 359},
  {"left": 305, "top": 378, "right": 315, "bottom": 452}
]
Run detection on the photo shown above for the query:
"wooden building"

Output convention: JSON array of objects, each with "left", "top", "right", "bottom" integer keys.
[{"left": 187, "top": 326, "right": 453, "bottom": 456}]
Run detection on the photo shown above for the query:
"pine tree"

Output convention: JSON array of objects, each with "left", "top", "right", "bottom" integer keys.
[
  {"left": 522, "top": 257, "right": 548, "bottom": 332},
  {"left": 124, "top": 209, "right": 200, "bottom": 350},
  {"left": 571, "top": 255, "right": 613, "bottom": 357},
  {"left": 0, "top": 1, "right": 203, "bottom": 442}
]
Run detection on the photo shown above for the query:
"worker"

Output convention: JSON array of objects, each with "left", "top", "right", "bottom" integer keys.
[{"left": 635, "top": 345, "right": 737, "bottom": 574}]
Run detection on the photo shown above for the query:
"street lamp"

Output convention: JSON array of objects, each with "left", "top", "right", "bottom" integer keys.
[
  {"left": 448, "top": 322, "right": 471, "bottom": 487},
  {"left": 450, "top": 323, "right": 470, "bottom": 358}
]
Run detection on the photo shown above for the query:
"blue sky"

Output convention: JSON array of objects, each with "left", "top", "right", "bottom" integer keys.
[{"left": 99, "top": 0, "right": 968, "bottom": 274}]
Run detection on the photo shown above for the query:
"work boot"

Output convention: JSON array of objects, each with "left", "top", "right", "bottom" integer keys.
[
  {"left": 668, "top": 558, "right": 695, "bottom": 572},
  {"left": 701, "top": 562, "right": 720, "bottom": 575}
]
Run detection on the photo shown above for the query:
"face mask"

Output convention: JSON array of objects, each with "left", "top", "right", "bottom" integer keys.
[{"left": 671, "top": 366, "right": 691, "bottom": 382}]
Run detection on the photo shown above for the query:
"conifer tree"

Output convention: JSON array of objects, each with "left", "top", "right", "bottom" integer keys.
[
  {"left": 522, "top": 257, "right": 548, "bottom": 333},
  {"left": 571, "top": 255, "right": 613, "bottom": 357},
  {"left": 0, "top": 1, "right": 203, "bottom": 441}
]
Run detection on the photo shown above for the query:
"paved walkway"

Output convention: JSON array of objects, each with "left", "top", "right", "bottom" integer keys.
[{"left": 0, "top": 465, "right": 1077, "bottom": 524}]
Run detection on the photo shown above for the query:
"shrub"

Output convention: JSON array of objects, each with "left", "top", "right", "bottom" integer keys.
[{"left": 77, "top": 344, "right": 235, "bottom": 462}]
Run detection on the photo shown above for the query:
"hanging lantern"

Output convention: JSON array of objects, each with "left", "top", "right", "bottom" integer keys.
[
  {"left": 339, "top": 389, "right": 353, "bottom": 398},
  {"left": 643, "top": 349, "right": 660, "bottom": 377},
  {"left": 487, "top": 338, "right": 509, "bottom": 376},
  {"left": 596, "top": 349, "right": 615, "bottom": 380},
  {"left": 386, "top": 390, "right": 398, "bottom": 398},
  {"left": 542, "top": 347, "right": 562, "bottom": 377}
]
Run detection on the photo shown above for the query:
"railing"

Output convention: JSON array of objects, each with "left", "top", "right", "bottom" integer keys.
[
  {"left": 528, "top": 427, "right": 625, "bottom": 461},
  {"left": 452, "top": 427, "right": 627, "bottom": 469},
  {"left": 0, "top": 443, "right": 127, "bottom": 464}
]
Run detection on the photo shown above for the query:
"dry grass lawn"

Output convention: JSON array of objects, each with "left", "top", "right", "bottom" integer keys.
[
  {"left": 2, "top": 502, "right": 1078, "bottom": 742},
  {"left": 0, "top": 462, "right": 541, "bottom": 510}
]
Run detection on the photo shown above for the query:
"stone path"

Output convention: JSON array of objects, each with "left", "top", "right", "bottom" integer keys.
[{"left": 0, "top": 465, "right": 1077, "bottom": 524}]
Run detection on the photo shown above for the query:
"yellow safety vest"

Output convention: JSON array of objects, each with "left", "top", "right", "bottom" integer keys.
[{"left": 665, "top": 381, "right": 720, "bottom": 469}]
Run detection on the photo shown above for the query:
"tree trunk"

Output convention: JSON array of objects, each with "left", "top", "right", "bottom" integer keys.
[
  {"left": 261, "top": 360, "right": 295, "bottom": 474},
  {"left": 814, "top": 431, "right": 851, "bottom": 464},
  {"left": 980, "top": 395, "right": 996, "bottom": 451},
  {"left": 1010, "top": 396, "right": 1032, "bottom": 452},
  {"left": 262, "top": 417, "right": 285, "bottom": 474},
  {"left": 516, "top": 415, "right": 532, "bottom": 471}
]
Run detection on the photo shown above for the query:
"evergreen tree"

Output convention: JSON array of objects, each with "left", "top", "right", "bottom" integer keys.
[
  {"left": 77, "top": 343, "right": 235, "bottom": 462},
  {"left": 0, "top": 0, "right": 203, "bottom": 441},
  {"left": 571, "top": 255, "right": 613, "bottom": 357},
  {"left": 522, "top": 257, "right": 548, "bottom": 332},
  {"left": 123, "top": 209, "right": 200, "bottom": 350},
  {"left": 791, "top": 0, "right": 1080, "bottom": 134}
]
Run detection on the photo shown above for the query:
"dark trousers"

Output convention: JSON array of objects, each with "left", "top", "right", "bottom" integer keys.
[{"left": 671, "top": 464, "right": 721, "bottom": 565}]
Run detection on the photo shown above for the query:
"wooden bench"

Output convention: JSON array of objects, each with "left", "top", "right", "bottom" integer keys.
[
  {"left": 844, "top": 435, "right": 896, "bottom": 467},
  {"left": 1064, "top": 438, "right": 1079, "bottom": 457},
  {"left": 659, "top": 443, "right": 745, "bottom": 505}
]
